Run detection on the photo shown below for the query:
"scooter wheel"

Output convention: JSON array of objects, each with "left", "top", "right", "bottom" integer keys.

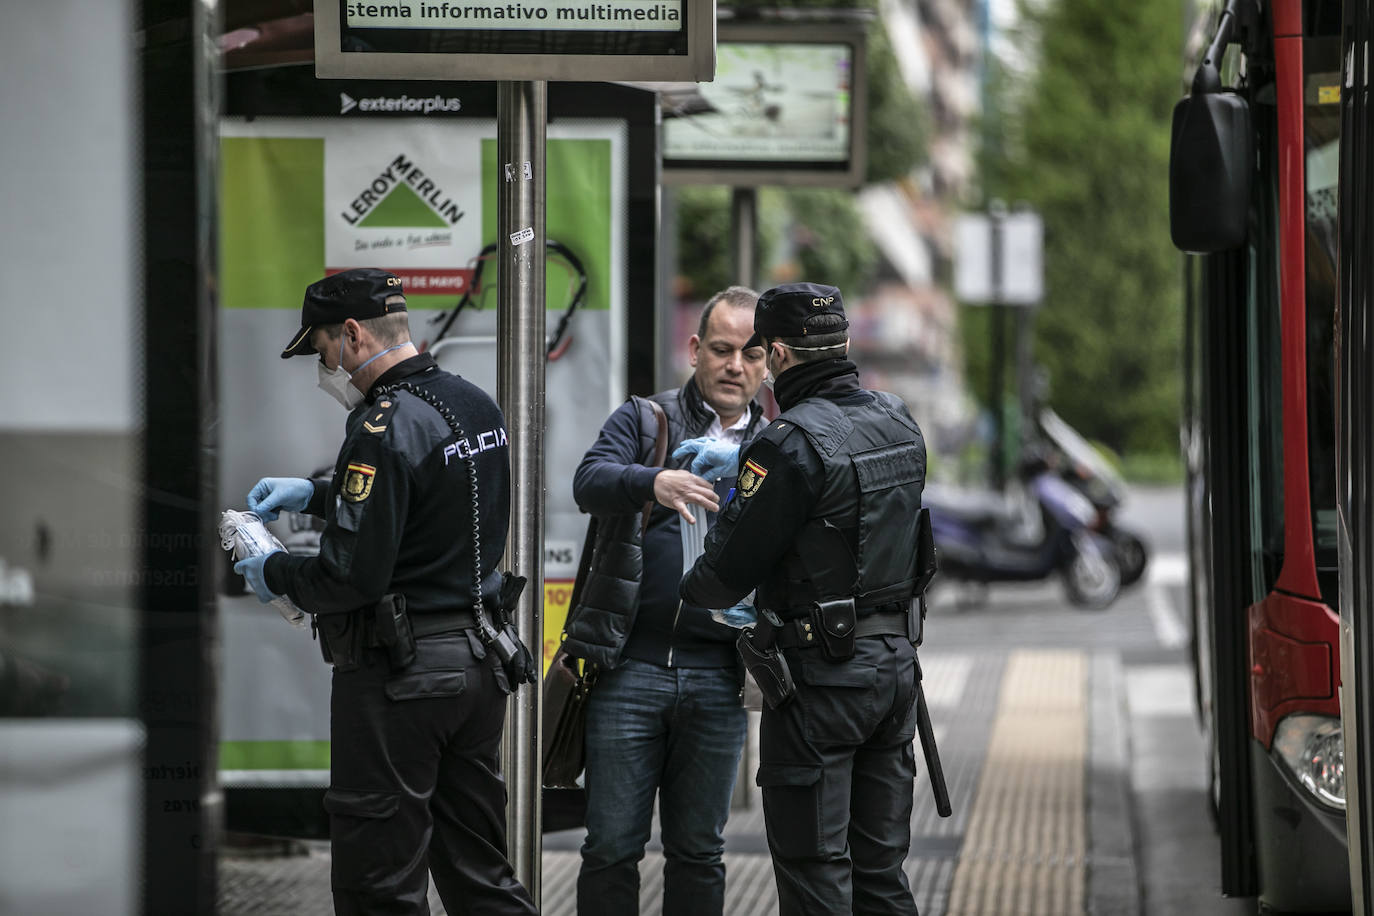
[
  {"left": 1112, "top": 530, "right": 1149, "bottom": 587},
  {"left": 1063, "top": 544, "right": 1122, "bottom": 610}
]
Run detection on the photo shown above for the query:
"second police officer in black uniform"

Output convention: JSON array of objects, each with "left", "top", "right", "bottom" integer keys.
[
  {"left": 234, "top": 268, "right": 539, "bottom": 916},
  {"left": 681, "top": 282, "right": 930, "bottom": 916}
]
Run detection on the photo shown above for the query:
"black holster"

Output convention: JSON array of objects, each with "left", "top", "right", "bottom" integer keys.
[
  {"left": 737, "top": 625, "right": 796, "bottom": 709},
  {"left": 314, "top": 612, "right": 365, "bottom": 673},
  {"left": 373, "top": 593, "right": 416, "bottom": 670},
  {"left": 811, "top": 598, "right": 857, "bottom": 661},
  {"left": 485, "top": 572, "right": 536, "bottom": 687}
]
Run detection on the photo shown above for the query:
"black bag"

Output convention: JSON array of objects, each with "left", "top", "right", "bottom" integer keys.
[
  {"left": 541, "top": 398, "right": 668, "bottom": 789},
  {"left": 542, "top": 645, "right": 596, "bottom": 788}
]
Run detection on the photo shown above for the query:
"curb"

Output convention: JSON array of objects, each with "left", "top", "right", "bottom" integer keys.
[{"left": 1088, "top": 652, "right": 1142, "bottom": 916}]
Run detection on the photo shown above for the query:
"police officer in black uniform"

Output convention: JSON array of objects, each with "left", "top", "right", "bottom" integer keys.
[
  {"left": 234, "top": 268, "right": 538, "bottom": 916},
  {"left": 681, "top": 282, "right": 928, "bottom": 916}
]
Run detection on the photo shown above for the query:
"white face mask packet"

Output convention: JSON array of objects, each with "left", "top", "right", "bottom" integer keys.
[
  {"left": 680, "top": 500, "right": 708, "bottom": 575},
  {"left": 218, "top": 509, "right": 307, "bottom": 628}
]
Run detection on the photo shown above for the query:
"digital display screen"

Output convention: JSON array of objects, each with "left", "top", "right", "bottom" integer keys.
[{"left": 664, "top": 41, "right": 852, "bottom": 166}]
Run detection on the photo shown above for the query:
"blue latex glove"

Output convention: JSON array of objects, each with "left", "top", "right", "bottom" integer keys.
[
  {"left": 672, "top": 437, "right": 740, "bottom": 482},
  {"left": 246, "top": 477, "right": 314, "bottom": 522},
  {"left": 710, "top": 601, "right": 758, "bottom": 628},
  {"left": 234, "top": 552, "right": 283, "bottom": 604}
]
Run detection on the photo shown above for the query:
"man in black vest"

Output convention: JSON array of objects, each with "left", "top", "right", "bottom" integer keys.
[
  {"left": 681, "top": 282, "right": 928, "bottom": 916},
  {"left": 564, "top": 286, "right": 768, "bottom": 916}
]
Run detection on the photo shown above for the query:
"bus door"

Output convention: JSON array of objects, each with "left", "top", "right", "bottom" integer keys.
[
  {"left": 1337, "top": 1, "right": 1374, "bottom": 911},
  {"left": 1173, "top": 2, "right": 1347, "bottom": 909}
]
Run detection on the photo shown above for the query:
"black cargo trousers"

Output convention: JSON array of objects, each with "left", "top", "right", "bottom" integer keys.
[
  {"left": 326, "top": 630, "right": 538, "bottom": 916},
  {"left": 757, "top": 634, "right": 921, "bottom": 916}
]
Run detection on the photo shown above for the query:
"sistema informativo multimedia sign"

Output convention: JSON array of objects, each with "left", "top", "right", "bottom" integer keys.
[{"left": 315, "top": 0, "right": 716, "bottom": 82}]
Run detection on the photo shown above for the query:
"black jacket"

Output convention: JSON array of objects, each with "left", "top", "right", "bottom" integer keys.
[
  {"left": 264, "top": 353, "right": 511, "bottom": 616},
  {"left": 563, "top": 377, "right": 766, "bottom": 669}
]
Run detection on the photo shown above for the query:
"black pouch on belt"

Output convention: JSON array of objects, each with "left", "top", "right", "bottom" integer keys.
[
  {"left": 373, "top": 593, "right": 416, "bottom": 670},
  {"left": 737, "top": 627, "right": 796, "bottom": 709},
  {"left": 315, "top": 612, "right": 364, "bottom": 672},
  {"left": 488, "top": 573, "right": 536, "bottom": 687},
  {"left": 812, "top": 598, "right": 857, "bottom": 661}
]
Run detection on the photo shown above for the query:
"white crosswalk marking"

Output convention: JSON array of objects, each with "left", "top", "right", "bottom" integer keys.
[
  {"left": 1147, "top": 585, "right": 1189, "bottom": 648},
  {"left": 1148, "top": 551, "right": 1188, "bottom": 586}
]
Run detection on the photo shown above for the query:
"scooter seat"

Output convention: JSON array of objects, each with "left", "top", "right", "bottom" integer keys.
[{"left": 922, "top": 483, "right": 1011, "bottom": 525}]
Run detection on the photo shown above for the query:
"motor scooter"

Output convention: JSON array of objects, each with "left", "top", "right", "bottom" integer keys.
[
  {"left": 1037, "top": 409, "right": 1150, "bottom": 587},
  {"left": 924, "top": 456, "right": 1122, "bottom": 610}
]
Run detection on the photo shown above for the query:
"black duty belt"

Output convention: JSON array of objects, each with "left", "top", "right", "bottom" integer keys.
[
  {"left": 410, "top": 609, "right": 479, "bottom": 638},
  {"left": 772, "top": 609, "right": 910, "bottom": 650}
]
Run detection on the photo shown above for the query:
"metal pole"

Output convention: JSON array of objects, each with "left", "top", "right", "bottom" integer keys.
[
  {"left": 497, "top": 79, "right": 546, "bottom": 902},
  {"left": 1015, "top": 306, "right": 1036, "bottom": 451},
  {"left": 731, "top": 185, "right": 758, "bottom": 288},
  {"left": 989, "top": 306, "right": 1005, "bottom": 490},
  {"left": 988, "top": 212, "right": 1005, "bottom": 490}
]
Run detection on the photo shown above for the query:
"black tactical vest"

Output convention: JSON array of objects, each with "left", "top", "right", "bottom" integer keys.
[{"left": 761, "top": 391, "right": 926, "bottom": 617}]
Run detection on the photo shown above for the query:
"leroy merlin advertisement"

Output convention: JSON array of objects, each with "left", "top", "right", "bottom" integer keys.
[{"left": 217, "top": 116, "right": 629, "bottom": 788}]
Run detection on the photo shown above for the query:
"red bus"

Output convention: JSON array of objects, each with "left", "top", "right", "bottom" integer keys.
[{"left": 1171, "top": 0, "right": 1348, "bottom": 910}]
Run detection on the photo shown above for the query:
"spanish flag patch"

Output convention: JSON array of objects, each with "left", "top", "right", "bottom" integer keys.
[
  {"left": 342, "top": 462, "right": 376, "bottom": 503},
  {"left": 738, "top": 459, "right": 768, "bottom": 499}
]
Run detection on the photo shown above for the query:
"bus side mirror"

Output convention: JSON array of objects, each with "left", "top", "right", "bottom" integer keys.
[{"left": 1169, "top": 91, "right": 1252, "bottom": 253}]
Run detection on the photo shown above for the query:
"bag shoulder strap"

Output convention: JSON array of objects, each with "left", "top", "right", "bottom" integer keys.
[{"left": 634, "top": 396, "right": 670, "bottom": 536}]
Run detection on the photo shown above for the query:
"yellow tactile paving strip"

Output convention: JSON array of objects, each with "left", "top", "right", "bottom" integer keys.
[{"left": 945, "top": 650, "right": 1087, "bottom": 916}]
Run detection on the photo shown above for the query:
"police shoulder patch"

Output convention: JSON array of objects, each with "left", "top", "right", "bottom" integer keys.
[
  {"left": 756, "top": 418, "right": 798, "bottom": 448},
  {"left": 362, "top": 398, "right": 399, "bottom": 436},
  {"left": 738, "top": 458, "right": 769, "bottom": 499},
  {"left": 342, "top": 462, "right": 376, "bottom": 503}
]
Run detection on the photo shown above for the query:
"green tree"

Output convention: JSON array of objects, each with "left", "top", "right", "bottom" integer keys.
[
  {"left": 973, "top": 0, "right": 1184, "bottom": 456},
  {"left": 672, "top": 186, "right": 875, "bottom": 299},
  {"left": 780, "top": 187, "right": 879, "bottom": 294}
]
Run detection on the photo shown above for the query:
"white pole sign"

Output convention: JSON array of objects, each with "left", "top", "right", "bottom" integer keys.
[
  {"left": 953, "top": 209, "right": 1043, "bottom": 306},
  {"left": 954, "top": 213, "right": 993, "bottom": 304},
  {"left": 999, "top": 211, "right": 1044, "bottom": 305}
]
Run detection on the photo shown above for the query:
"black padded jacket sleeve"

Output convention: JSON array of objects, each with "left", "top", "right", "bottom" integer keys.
[{"left": 573, "top": 400, "right": 661, "bottom": 515}]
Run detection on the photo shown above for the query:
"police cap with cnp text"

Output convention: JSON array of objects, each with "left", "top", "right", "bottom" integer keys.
[
  {"left": 280, "top": 267, "right": 408, "bottom": 359},
  {"left": 744, "top": 281, "right": 849, "bottom": 349}
]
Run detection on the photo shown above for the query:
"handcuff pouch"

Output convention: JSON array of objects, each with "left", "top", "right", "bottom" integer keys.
[{"left": 812, "top": 598, "right": 857, "bottom": 661}]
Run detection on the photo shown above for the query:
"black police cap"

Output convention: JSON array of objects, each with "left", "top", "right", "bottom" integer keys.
[
  {"left": 280, "top": 268, "right": 408, "bottom": 359},
  {"left": 744, "top": 282, "right": 848, "bottom": 350}
]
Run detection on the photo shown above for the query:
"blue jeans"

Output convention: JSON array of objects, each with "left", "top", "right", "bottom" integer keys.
[{"left": 577, "top": 658, "right": 747, "bottom": 916}]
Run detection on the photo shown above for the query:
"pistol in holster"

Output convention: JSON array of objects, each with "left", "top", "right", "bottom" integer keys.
[
  {"left": 314, "top": 611, "right": 365, "bottom": 672},
  {"left": 313, "top": 593, "right": 416, "bottom": 672},
  {"left": 373, "top": 593, "right": 416, "bottom": 670},
  {"left": 737, "top": 620, "right": 796, "bottom": 709}
]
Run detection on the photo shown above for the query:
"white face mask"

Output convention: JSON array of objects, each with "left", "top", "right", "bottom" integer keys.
[
  {"left": 317, "top": 335, "right": 411, "bottom": 410},
  {"left": 761, "top": 345, "right": 780, "bottom": 391}
]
